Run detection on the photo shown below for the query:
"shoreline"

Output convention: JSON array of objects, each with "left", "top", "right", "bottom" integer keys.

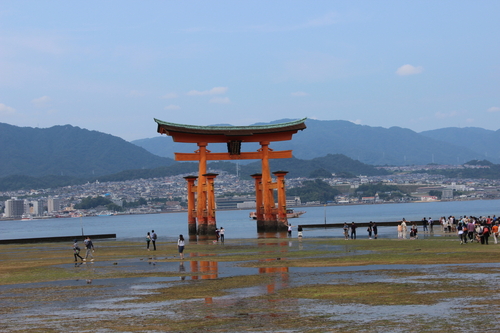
[{"left": 0, "top": 197, "right": 493, "bottom": 222}]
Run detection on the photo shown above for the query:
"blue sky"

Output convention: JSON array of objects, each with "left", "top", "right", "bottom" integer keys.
[{"left": 1, "top": 1, "right": 499, "bottom": 141}]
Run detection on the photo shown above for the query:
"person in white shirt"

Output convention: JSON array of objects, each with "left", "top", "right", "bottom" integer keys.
[
  {"left": 219, "top": 227, "right": 225, "bottom": 243},
  {"left": 177, "top": 234, "right": 185, "bottom": 259}
]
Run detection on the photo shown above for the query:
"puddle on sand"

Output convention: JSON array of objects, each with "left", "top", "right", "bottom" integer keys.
[
  {"left": 2, "top": 260, "right": 500, "bottom": 332},
  {"left": 300, "top": 298, "right": 464, "bottom": 320}
]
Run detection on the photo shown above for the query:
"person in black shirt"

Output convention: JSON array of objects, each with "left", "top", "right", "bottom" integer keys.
[{"left": 350, "top": 222, "right": 357, "bottom": 239}]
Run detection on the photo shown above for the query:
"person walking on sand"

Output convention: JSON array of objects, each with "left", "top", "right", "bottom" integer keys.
[
  {"left": 350, "top": 222, "right": 357, "bottom": 239},
  {"left": 492, "top": 223, "right": 499, "bottom": 244},
  {"left": 151, "top": 230, "right": 157, "bottom": 250},
  {"left": 372, "top": 222, "right": 378, "bottom": 239},
  {"left": 367, "top": 222, "right": 373, "bottom": 239},
  {"left": 287, "top": 224, "right": 293, "bottom": 237},
  {"left": 422, "top": 217, "right": 428, "bottom": 233},
  {"left": 177, "top": 234, "right": 185, "bottom": 259},
  {"left": 219, "top": 227, "right": 225, "bottom": 243},
  {"left": 73, "top": 239, "right": 84, "bottom": 262},
  {"left": 83, "top": 236, "right": 94, "bottom": 262},
  {"left": 146, "top": 232, "right": 151, "bottom": 251},
  {"left": 401, "top": 219, "right": 408, "bottom": 239},
  {"left": 343, "top": 222, "right": 349, "bottom": 240},
  {"left": 215, "top": 228, "right": 220, "bottom": 242}
]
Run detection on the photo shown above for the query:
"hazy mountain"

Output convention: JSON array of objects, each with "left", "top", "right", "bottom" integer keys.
[
  {"left": 134, "top": 119, "right": 491, "bottom": 165},
  {"left": 420, "top": 127, "right": 500, "bottom": 162},
  {"left": 0, "top": 123, "right": 174, "bottom": 178}
]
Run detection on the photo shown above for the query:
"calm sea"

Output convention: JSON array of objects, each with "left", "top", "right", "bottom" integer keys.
[{"left": 1, "top": 199, "right": 499, "bottom": 241}]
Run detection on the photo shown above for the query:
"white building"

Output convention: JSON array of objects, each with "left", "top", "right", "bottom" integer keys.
[
  {"left": 5, "top": 198, "right": 25, "bottom": 218},
  {"left": 32, "top": 199, "right": 45, "bottom": 216},
  {"left": 48, "top": 197, "right": 61, "bottom": 213}
]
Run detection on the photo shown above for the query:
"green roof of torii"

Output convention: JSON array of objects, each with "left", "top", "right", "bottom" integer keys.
[{"left": 154, "top": 117, "right": 307, "bottom": 136}]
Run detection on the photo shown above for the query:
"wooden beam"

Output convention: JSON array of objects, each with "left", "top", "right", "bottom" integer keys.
[
  {"left": 167, "top": 132, "right": 299, "bottom": 143},
  {"left": 174, "top": 150, "right": 293, "bottom": 161}
]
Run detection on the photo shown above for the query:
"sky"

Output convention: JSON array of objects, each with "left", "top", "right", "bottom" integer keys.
[{"left": 1, "top": 1, "right": 499, "bottom": 141}]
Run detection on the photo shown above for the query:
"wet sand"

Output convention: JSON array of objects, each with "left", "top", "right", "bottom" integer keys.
[{"left": 0, "top": 237, "right": 499, "bottom": 332}]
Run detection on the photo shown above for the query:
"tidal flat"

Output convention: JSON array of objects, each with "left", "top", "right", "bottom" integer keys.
[{"left": 0, "top": 237, "right": 499, "bottom": 332}]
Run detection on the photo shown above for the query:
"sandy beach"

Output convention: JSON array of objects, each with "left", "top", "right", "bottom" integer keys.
[{"left": 1, "top": 236, "right": 499, "bottom": 332}]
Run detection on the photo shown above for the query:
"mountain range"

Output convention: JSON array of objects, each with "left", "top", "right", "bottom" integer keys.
[
  {"left": 0, "top": 122, "right": 174, "bottom": 178},
  {"left": 1, "top": 119, "right": 498, "bottom": 182},
  {"left": 134, "top": 119, "right": 500, "bottom": 165}
]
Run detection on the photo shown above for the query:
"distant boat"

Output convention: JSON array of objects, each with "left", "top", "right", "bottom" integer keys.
[
  {"left": 249, "top": 209, "right": 306, "bottom": 219},
  {"left": 21, "top": 214, "right": 33, "bottom": 220},
  {"left": 97, "top": 211, "right": 114, "bottom": 216},
  {"left": 286, "top": 209, "right": 306, "bottom": 218}
]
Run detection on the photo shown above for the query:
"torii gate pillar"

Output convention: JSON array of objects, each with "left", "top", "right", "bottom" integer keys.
[
  {"left": 183, "top": 175, "right": 198, "bottom": 235},
  {"left": 204, "top": 173, "right": 218, "bottom": 235},
  {"left": 273, "top": 171, "right": 289, "bottom": 224}
]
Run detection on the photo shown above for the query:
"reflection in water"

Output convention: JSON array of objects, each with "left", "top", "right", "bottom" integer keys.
[
  {"left": 179, "top": 262, "right": 186, "bottom": 280},
  {"left": 189, "top": 253, "right": 218, "bottom": 280},
  {"left": 259, "top": 259, "right": 289, "bottom": 295},
  {"left": 257, "top": 240, "right": 290, "bottom": 295},
  {"left": 257, "top": 231, "right": 289, "bottom": 239}
]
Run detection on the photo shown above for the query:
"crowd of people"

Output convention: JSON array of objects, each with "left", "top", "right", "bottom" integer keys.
[
  {"left": 343, "top": 221, "right": 378, "bottom": 240},
  {"left": 442, "top": 215, "right": 499, "bottom": 245},
  {"left": 397, "top": 215, "right": 499, "bottom": 245}
]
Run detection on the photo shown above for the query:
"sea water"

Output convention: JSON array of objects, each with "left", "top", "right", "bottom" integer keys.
[{"left": 1, "top": 199, "right": 499, "bottom": 241}]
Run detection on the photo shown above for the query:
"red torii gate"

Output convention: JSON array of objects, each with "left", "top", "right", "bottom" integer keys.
[{"left": 155, "top": 118, "right": 307, "bottom": 235}]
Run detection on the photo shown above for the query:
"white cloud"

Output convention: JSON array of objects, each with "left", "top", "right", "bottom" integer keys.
[
  {"left": 291, "top": 91, "right": 309, "bottom": 97},
  {"left": 209, "top": 97, "right": 230, "bottom": 104},
  {"left": 487, "top": 106, "right": 500, "bottom": 113},
  {"left": 396, "top": 64, "right": 423, "bottom": 76},
  {"left": 32, "top": 96, "right": 51, "bottom": 107},
  {"left": 164, "top": 105, "right": 181, "bottom": 110},
  {"left": 435, "top": 110, "right": 460, "bottom": 119},
  {"left": 161, "top": 92, "right": 178, "bottom": 99},
  {"left": 186, "top": 87, "right": 228, "bottom": 96},
  {"left": 0, "top": 103, "right": 16, "bottom": 115}
]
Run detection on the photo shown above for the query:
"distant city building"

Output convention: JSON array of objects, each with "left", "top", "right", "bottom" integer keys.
[
  {"left": 286, "top": 196, "right": 302, "bottom": 206},
  {"left": 111, "top": 198, "right": 123, "bottom": 207},
  {"left": 441, "top": 189, "right": 454, "bottom": 200},
  {"left": 32, "top": 199, "right": 45, "bottom": 216},
  {"left": 5, "top": 198, "right": 25, "bottom": 218},
  {"left": 47, "top": 197, "right": 61, "bottom": 213},
  {"left": 216, "top": 197, "right": 253, "bottom": 210},
  {"left": 237, "top": 201, "right": 256, "bottom": 209}
]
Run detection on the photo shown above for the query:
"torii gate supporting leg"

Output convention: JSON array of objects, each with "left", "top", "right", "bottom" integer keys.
[
  {"left": 196, "top": 143, "right": 208, "bottom": 235},
  {"left": 204, "top": 173, "right": 218, "bottom": 236},
  {"left": 251, "top": 173, "right": 264, "bottom": 230},
  {"left": 273, "top": 171, "right": 288, "bottom": 227},
  {"left": 260, "top": 141, "right": 277, "bottom": 231},
  {"left": 184, "top": 176, "right": 198, "bottom": 235}
]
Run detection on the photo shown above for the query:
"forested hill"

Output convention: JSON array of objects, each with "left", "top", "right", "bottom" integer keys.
[
  {"left": 133, "top": 119, "right": 496, "bottom": 165},
  {"left": 0, "top": 154, "right": 387, "bottom": 191},
  {"left": 420, "top": 127, "right": 500, "bottom": 161},
  {"left": 0, "top": 123, "right": 174, "bottom": 178}
]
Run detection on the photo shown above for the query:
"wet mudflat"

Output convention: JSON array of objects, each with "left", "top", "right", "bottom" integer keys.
[{"left": 0, "top": 237, "right": 499, "bottom": 332}]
